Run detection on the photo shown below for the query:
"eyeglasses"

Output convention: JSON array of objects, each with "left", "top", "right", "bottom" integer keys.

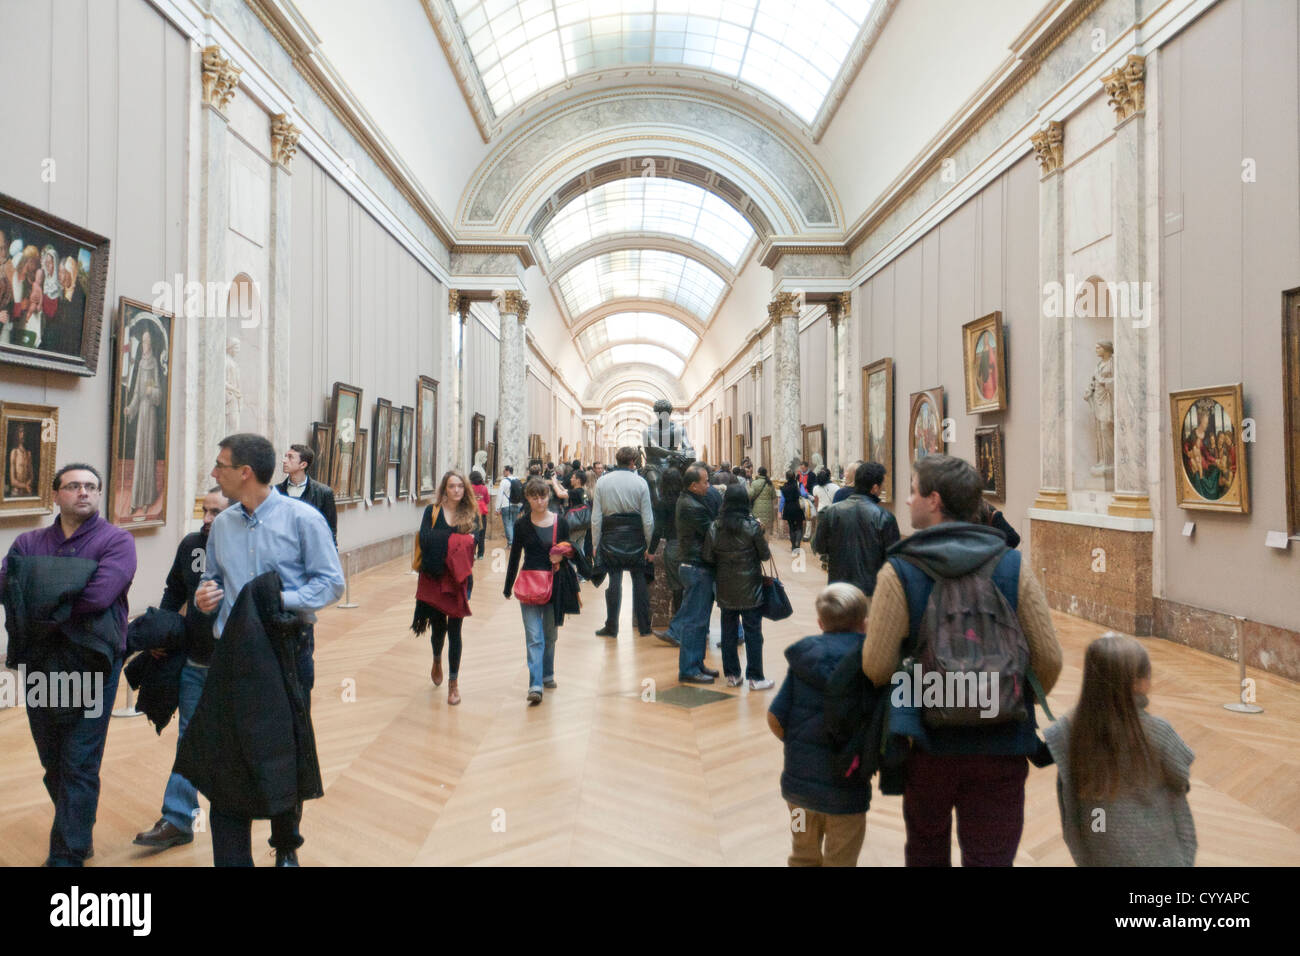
[
  {"left": 213, "top": 460, "right": 239, "bottom": 470},
  {"left": 59, "top": 482, "right": 100, "bottom": 493}
]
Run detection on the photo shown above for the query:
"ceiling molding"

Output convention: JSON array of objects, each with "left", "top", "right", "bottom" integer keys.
[
  {"left": 808, "top": 0, "right": 899, "bottom": 142},
  {"left": 449, "top": 241, "right": 538, "bottom": 270}
]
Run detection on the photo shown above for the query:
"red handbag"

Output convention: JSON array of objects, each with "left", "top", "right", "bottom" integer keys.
[{"left": 514, "top": 519, "right": 557, "bottom": 605}]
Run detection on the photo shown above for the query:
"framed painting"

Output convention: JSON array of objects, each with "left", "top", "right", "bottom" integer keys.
[
  {"left": 528, "top": 434, "right": 542, "bottom": 459},
  {"left": 1284, "top": 287, "right": 1300, "bottom": 534},
  {"left": 862, "top": 357, "right": 895, "bottom": 502},
  {"left": 761, "top": 435, "right": 771, "bottom": 475},
  {"left": 108, "top": 298, "right": 174, "bottom": 529},
  {"left": 743, "top": 412, "right": 753, "bottom": 450},
  {"left": 417, "top": 376, "right": 438, "bottom": 500},
  {"left": 908, "top": 386, "right": 945, "bottom": 464},
  {"left": 350, "top": 428, "right": 367, "bottom": 501},
  {"left": 0, "top": 192, "right": 110, "bottom": 377},
  {"left": 309, "top": 422, "right": 334, "bottom": 483},
  {"left": 486, "top": 441, "right": 496, "bottom": 481},
  {"left": 397, "top": 405, "right": 415, "bottom": 499},
  {"left": 962, "top": 311, "right": 1008, "bottom": 414},
  {"left": 471, "top": 412, "right": 486, "bottom": 460},
  {"left": 732, "top": 433, "right": 744, "bottom": 468},
  {"left": 723, "top": 417, "right": 733, "bottom": 463},
  {"left": 328, "top": 382, "right": 363, "bottom": 502},
  {"left": 372, "top": 398, "right": 392, "bottom": 501},
  {"left": 975, "top": 425, "right": 1005, "bottom": 500},
  {"left": 388, "top": 398, "right": 402, "bottom": 464},
  {"left": 0, "top": 402, "right": 57, "bottom": 517},
  {"left": 1170, "top": 383, "right": 1249, "bottom": 513},
  {"left": 801, "top": 423, "right": 825, "bottom": 467},
  {"left": 712, "top": 420, "right": 723, "bottom": 466}
]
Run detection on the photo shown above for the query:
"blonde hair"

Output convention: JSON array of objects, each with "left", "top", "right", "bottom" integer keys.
[{"left": 815, "top": 582, "right": 869, "bottom": 633}]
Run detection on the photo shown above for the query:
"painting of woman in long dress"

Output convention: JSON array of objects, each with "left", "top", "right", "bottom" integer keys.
[{"left": 110, "top": 299, "right": 173, "bottom": 529}]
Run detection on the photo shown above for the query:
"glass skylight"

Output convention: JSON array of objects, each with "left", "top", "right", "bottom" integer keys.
[
  {"left": 586, "top": 342, "right": 685, "bottom": 378},
  {"left": 540, "top": 178, "right": 755, "bottom": 268},
  {"left": 556, "top": 250, "right": 725, "bottom": 320},
  {"left": 578, "top": 311, "right": 699, "bottom": 359},
  {"left": 450, "top": 0, "right": 874, "bottom": 123}
]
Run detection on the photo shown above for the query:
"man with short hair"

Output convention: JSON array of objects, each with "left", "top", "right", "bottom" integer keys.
[
  {"left": 668, "top": 463, "right": 722, "bottom": 681},
  {"left": 498, "top": 465, "right": 522, "bottom": 546},
  {"left": 591, "top": 446, "right": 654, "bottom": 637},
  {"left": 813, "top": 461, "right": 899, "bottom": 609},
  {"left": 832, "top": 461, "right": 862, "bottom": 504},
  {"left": 193, "top": 434, "right": 343, "bottom": 866},
  {"left": 0, "top": 463, "right": 137, "bottom": 866},
  {"left": 133, "top": 486, "right": 230, "bottom": 851},
  {"left": 277, "top": 444, "right": 337, "bottom": 547},
  {"left": 861, "top": 454, "right": 1062, "bottom": 867}
]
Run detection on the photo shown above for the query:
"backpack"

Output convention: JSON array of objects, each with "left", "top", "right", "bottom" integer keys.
[
  {"left": 894, "top": 551, "right": 1030, "bottom": 728},
  {"left": 508, "top": 477, "right": 525, "bottom": 505}
]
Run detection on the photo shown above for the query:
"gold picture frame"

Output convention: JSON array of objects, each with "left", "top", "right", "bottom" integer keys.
[
  {"left": 975, "top": 424, "right": 1005, "bottom": 500},
  {"left": 908, "top": 386, "right": 945, "bottom": 464},
  {"left": 1, "top": 402, "right": 57, "bottom": 517},
  {"left": 962, "top": 311, "right": 1008, "bottom": 414},
  {"left": 862, "top": 357, "right": 894, "bottom": 502},
  {"left": 109, "top": 297, "right": 174, "bottom": 530},
  {"left": 1170, "top": 383, "right": 1249, "bottom": 513}
]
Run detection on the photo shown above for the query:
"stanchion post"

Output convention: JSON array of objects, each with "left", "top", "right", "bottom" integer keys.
[
  {"left": 339, "top": 549, "right": 359, "bottom": 609},
  {"left": 1224, "top": 615, "right": 1263, "bottom": 714},
  {"left": 112, "top": 681, "right": 144, "bottom": 718}
]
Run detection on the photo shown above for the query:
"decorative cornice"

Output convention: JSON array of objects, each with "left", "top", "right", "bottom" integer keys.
[
  {"left": 270, "top": 114, "right": 301, "bottom": 169},
  {"left": 768, "top": 291, "right": 799, "bottom": 322},
  {"left": 1102, "top": 54, "right": 1146, "bottom": 123},
  {"left": 449, "top": 242, "right": 538, "bottom": 270},
  {"left": 760, "top": 243, "right": 849, "bottom": 270},
  {"left": 1030, "top": 121, "right": 1064, "bottom": 174},
  {"left": 201, "top": 45, "right": 241, "bottom": 114}
]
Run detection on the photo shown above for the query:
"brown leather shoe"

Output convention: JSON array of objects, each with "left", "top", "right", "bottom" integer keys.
[
  {"left": 447, "top": 679, "right": 461, "bottom": 705},
  {"left": 431, "top": 656, "right": 443, "bottom": 686},
  {"left": 133, "top": 818, "right": 193, "bottom": 849}
]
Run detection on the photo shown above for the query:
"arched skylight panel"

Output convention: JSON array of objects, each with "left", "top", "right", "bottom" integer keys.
[
  {"left": 608, "top": 344, "right": 685, "bottom": 378},
  {"left": 555, "top": 250, "right": 725, "bottom": 319},
  {"left": 539, "top": 179, "right": 753, "bottom": 268},
  {"left": 577, "top": 312, "right": 699, "bottom": 358}
]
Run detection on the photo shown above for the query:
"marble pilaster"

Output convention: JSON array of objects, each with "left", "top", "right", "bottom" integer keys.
[
  {"left": 825, "top": 296, "right": 843, "bottom": 473},
  {"left": 497, "top": 292, "right": 529, "bottom": 475},
  {"left": 770, "top": 293, "right": 801, "bottom": 475},
  {"left": 449, "top": 290, "right": 471, "bottom": 471},
  {"left": 1033, "top": 122, "right": 1069, "bottom": 510},
  {"left": 266, "top": 116, "right": 299, "bottom": 458}
]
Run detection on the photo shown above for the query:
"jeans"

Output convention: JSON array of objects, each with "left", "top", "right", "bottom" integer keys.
[
  {"left": 720, "top": 607, "right": 764, "bottom": 680},
  {"left": 902, "top": 751, "right": 1029, "bottom": 867},
  {"left": 604, "top": 564, "right": 651, "bottom": 634},
  {"left": 670, "top": 564, "right": 715, "bottom": 677},
  {"left": 501, "top": 505, "right": 522, "bottom": 546},
  {"left": 474, "top": 523, "right": 486, "bottom": 559},
  {"left": 520, "top": 602, "right": 557, "bottom": 691},
  {"left": 161, "top": 662, "right": 210, "bottom": 832},
  {"left": 26, "top": 654, "right": 123, "bottom": 866},
  {"left": 787, "top": 517, "right": 805, "bottom": 550}
]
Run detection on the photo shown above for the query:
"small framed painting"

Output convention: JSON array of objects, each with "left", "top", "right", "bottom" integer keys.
[
  {"left": 1170, "top": 383, "right": 1249, "bottom": 513},
  {"left": 801, "top": 423, "right": 825, "bottom": 466},
  {"left": 388, "top": 399, "right": 403, "bottom": 464},
  {"left": 350, "top": 428, "right": 367, "bottom": 501},
  {"left": 328, "top": 382, "right": 363, "bottom": 502},
  {"left": 962, "top": 311, "right": 1008, "bottom": 414},
  {"left": 761, "top": 435, "right": 771, "bottom": 475},
  {"left": 908, "top": 387, "right": 945, "bottom": 463},
  {"left": 1, "top": 401, "right": 57, "bottom": 517},
  {"left": 397, "top": 404, "right": 415, "bottom": 499},
  {"left": 109, "top": 297, "right": 174, "bottom": 529},
  {"left": 372, "top": 399, "right": 392, "bottom": 501},
  {"left": 861, "top": 357, "right": 894, "bottom": 502},
  {"left": 416, "top": 376, "right": 438, "bottom": 500},
  {"left": 743, "top": 412, "right": 753, "bottom": 450},
  {"left": 309, "top": 422, "right": 334, "bottom": 483},
  {"left": 975, "top": 424, "right": 1005, "bottom": 500}
]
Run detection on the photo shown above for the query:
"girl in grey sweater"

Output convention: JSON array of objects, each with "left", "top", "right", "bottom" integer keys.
[{"left": 1044, "top": 634, "right": 1197, "bottom": 866}]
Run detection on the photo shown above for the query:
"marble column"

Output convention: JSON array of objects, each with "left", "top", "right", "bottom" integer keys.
[
  {"left": 267, "top": 114, "right": 299, "bottom": 460},
  {"left": 826, "top": 292, "right": 851, "bottom": 473},
  {"left": 497, "top": 291, "right": 529, "bottom": 475},
  {"left": 449, "top": 290, "right": 471, "bottom": 470},
  {"left": 836, "top": 291, "right": 858, "bottom": 467},
  {"left": 1105, "top": 55, "right": 1152, "bottom": 519},
  {"left": 769, "top": 292, "right": 801, "bottom": 475},
  {"left": 196, "top": 46, "right": 241, "bottom": 500},
  {"left": 1031, "top": 121, "right": 1069, "bottom": 510}
]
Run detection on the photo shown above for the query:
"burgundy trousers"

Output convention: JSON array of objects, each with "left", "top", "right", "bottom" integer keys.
[{"left": 903, "top": 750, "right": 1029, "bottom": 867}]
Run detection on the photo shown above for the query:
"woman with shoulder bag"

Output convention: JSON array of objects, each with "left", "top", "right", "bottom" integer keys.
[
  {"left": 703, "top": 484, "right": 775, "bottom": 690},
  {"left": 748, "top": 466, "right": 775, "bottom": 534},
  {"left": 411, "top": 469, "right": 479, "bottom": 705}
]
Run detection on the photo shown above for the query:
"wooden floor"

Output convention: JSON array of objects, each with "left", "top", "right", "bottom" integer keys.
[{"left": 2, "top": 534, "right": 1298, "bottom": 867}]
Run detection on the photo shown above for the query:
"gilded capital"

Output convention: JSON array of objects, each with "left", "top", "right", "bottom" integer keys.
[
  {"left": 828, "top": 291, "right": 851, "bottom": 323},
  {"left": 1030, "top": 121, "right": 1064, "bottom": 174},
  {"left": 767, "top": 291, "right": 799, "bottom": 322},
  {"left": 270, "top": 114, "right": 301, "bottom": 169},
  {"left": 500, "top": 290, "right": 528, "bottom": 320},
  {"left": 449, "top": 289, "right": 461, "bottom": 313},
  {"left": 201, "top": 45, "right": 242, "bottom": 114},
  {"left": 1102, "top": 54, "right": 1146, "bottom": 123}
]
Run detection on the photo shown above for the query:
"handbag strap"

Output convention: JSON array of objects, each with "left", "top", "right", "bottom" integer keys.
[{"left": 764, "top": 558, "right": 782, "bottom": 581}]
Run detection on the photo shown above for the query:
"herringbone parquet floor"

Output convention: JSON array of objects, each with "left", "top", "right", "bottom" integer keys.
[{"left": 2, "top": 534, "right": 1297, "bottom": 866}]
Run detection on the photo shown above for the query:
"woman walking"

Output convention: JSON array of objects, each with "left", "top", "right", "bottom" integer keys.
[
  {"left": 703, "top": 484, "right": 774, "bottom": 689},
  {"left": 504, "top": 477, "right": 590, "bottom": 704},
  {"left": 748, "top": 466, "right": 775, "bottom": 534},
  {"left": 469, "top": 469, "right": 490, "bottom": 558},
  {"left": 781, "top": 469, "right": 807, "bottom": 552},
  {"left": 412, "top": 469, "right": 480, "bottom": 705}
]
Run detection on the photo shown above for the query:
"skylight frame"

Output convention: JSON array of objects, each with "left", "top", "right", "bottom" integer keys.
[{"left": 555, "top": 249, "right": 727, "bottom": 322}]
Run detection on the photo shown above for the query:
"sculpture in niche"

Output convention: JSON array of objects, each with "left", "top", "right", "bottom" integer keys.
[
  {"left": 225, "top": 337, "right": 242, "bottom": 433},
  {"left": 1083, "top": 341, "right": 1115, "bottom": 475}
]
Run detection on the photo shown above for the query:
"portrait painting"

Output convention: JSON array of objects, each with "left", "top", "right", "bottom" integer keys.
[
  {"left": 109, "top": 298, "right": 174, "bottom": 529},
  {"left": 397, "top": 405, "right": 415, "bottom": 499},
  {"left": 761, "top": 435, "right": 771, "bottom": 474},
  {"left": 0, "top": 192, "right": 109, "bottom": 377},
  {"left": 372, "top": 398, "right": 392, "bottom": 501},
  {"left": 310, "top": 422, "right": 334, "bottom": 483},
  {"left": 0, "top": 402, "right": 57, "bottom": 517},
  {"left": 861, "top": 357, "right": 894, "bottom": 502},
  {"left": 962, "top": 311, "right": 1008, "bottom": 414},
  {"left": 417, "top": 376, "right": 439, "bottom": 500},
  {"left": 388, "top": 400, "right": 403, "bottom": 464},
  {"left": 350, "top": 428, "right": 367, "bottom": 501},
  {"left": 1170, "top": 384, "right": 1249, "bottom": 513},
  {"left": 802, "top": 424, "right": 825, "bottom": 466},
  {"left": 471, "top": 411, "right": 485, "bottom": 459},
  {"left": 743, "top": 412, "right": 753, "bottom": 450},
  {"left": 909, "top": 387, "right": 945, "bottom": 464},
  {"left": 975, "top": 425, "right": 1005, "bottom": 500},
  {"left": 329, "top": 382, "right": 363, "bottom": 503}
]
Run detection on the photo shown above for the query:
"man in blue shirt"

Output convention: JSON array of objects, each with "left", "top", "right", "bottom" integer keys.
[{"left": 194, "top": 433, "right": 343, "bottom": 866}]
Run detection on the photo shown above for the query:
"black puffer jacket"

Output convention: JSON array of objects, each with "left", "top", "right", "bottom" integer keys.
[
  {"left": 812, "top": 493, "right": 900, "bottom": 596},
  {"left": 702, "top": 514, "right": 771, "bottom": 609},
  {"left": 675, "top": 488, "right": 721, "bottom": 566}
]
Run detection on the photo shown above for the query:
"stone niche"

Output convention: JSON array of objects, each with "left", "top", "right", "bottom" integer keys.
[{"left": 1070, "top": 276, "right": 1115, "bottom": 506}]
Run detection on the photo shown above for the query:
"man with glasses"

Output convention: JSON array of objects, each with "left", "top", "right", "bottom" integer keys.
[{"left": 0, "top": 463, "right": 137, "bottom": 866}]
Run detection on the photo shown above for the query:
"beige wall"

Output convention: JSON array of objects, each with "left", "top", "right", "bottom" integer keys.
[{"left": 1158, "top": 0, "right": 1300, "bottom": 631}]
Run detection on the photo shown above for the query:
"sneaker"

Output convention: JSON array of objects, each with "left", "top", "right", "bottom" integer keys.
[
  {"left": 543, "top": 679, "right": 558, "bottom": 689},
  {"left": 725, "top": 675, "right": 743, "bottom": 687},
  {"left": 527, "top": 690, "right": 543, "bottom": 704},
  {"left": 748, "top": 678, "right": 775, "bottom": 691}
]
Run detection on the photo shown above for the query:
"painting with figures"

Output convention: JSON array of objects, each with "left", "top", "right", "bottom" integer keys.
[
  {"left": 962, "top": 311, "right": 1008, "bottom": 414},
  {"left": 417, "top": 377, "right": 438, "bottom": 499},
  {"left": 909, "top": 387, "right": 945, "bottom": 464},
  {"left": 975, "top": 424, "right": 1005, "bottom": 500},
  {"left": 109, "top": 299, "right": 174, "bottom": 529},
  {"left": 1, "top": 402, "right": 58, "bottom": 517},
  {"left": 329, "top": 382, "right": 363, "bottom": 502},
  {"left": 861, "top": 358, "right": 894, "bottom": 502},
  {"left": 397, "top": 405, "right": 414, "bottom": 499},
  {"left": 372, "top": 399, "right": 391, "bottom": 501},
  {"left": 1170, "top": 384, "right": 1249, "bottom": 513}
]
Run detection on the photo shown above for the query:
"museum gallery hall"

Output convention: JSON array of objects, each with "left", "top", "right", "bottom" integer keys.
[{"left": 1, "top": 0, "right": 1298, "bottom": 874}]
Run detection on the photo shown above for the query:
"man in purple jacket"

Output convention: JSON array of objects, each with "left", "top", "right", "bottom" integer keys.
[{"left": 0, "top": 463, "right": 136, "bottom": 866}]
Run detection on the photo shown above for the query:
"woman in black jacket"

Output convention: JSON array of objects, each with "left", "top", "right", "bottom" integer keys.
[
  {"left": 781, "top": 469, "right": 806, "bottom": 552},
  {"left": 703, "top": 484, "right": 774, "bottom": 690}
]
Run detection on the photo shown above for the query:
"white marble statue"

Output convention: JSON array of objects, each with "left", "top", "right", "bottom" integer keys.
[
  {"left": 1083, "top": 340, "right": 1115, "bottom": 475},
  {"left": 225, "top": 337, "right": 242, "bottom": 433}
]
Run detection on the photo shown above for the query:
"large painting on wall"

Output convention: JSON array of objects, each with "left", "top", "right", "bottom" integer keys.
[
  {"left": 1170, "top": 383, "right": 1249, "bottom": 513},
  {"left": 909, "top": 387, "right": 945, "bottom": 464},
  {"left": 109, "top": 298, "right": 174, "bottom": 529},
  {"left": 417, "top": 376, "right": 438, "bottom": 500},
  {"left": 0, "top": 192, "right": 109, "bottom": 376},
  {"left": 862, "top": 357, "right": 894, "bottom": 503},
  {"left": 328, "top": 382, "right": 363, "bottom": 503},
  {"left": 962, "top": 311, "right": 1008, "bottom": 414},
  {"left": 397, "top": 405, "right": 415, "bottom": 499},
  {"left": 371, "top": 398, "right": 391, "bottom": 502},
  {"left": 1, "top": 401, "right": 57, "bottom": 517}
]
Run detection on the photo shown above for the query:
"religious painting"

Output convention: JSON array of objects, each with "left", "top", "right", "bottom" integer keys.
[
  {"left": 328, "top": 382, "right": 363, "bottom": 503},
  {"left": 743, "top": 412, "right": 753, "bottom": 450},
  {"left": 350, "top": 428, "right": 367, "bottom": 501},
  {"left": 962, "top": 311, "right": 1008, "bottom": 414},
  {"left": 416, "top": 376, "right": 439, "bottom": 500},
  {"left": 1284, "top": 288, "right": 1300, "bottom": 534},
  {"left": 801, "top": 424, "right": 825, "bottom": 468},
  {"left": 0, "top": 402, "right": 57, "bottom": 517},
  {"left": 975, "top": 425, "right": 1005, "bottom": 500},
  {"left": 761, "top": 435, "right": 771, "bottom": 475},
  {"left": 0, "top": 192, "right": 109, "bottom": 377},
  {"left": 310, "top": 422, "right": 333, "bottom": 483},
  {"left": 371, "top": 399, "right": 391, "bottom": 502},
  {"left": 471, "top": 412, "right": 486, "bottom": 461},
  {"left": 397, "top": 405, "right": 415, "bottom": 499},
  {"left": 107, "top": 298, "right": 174, "bottom": 529},
  {"left": 388, "top": 398, "right": 403, "bottom": 464},
  {"left": 909, "top": 387, "right": 945, "bottom": 464},
  {"left": 1170, "top": 384, "right": 1249, "bottom": 513},
  {"left": 862, "top": 357, "right": 894, "bottom": 502}
]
